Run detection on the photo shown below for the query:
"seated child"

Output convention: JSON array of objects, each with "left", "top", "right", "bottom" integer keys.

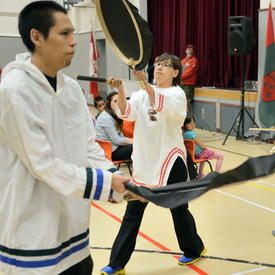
[
  {"left": 183, "top": 114, "right": 224, "bottom": 178},
  {"left": 94, "top": 96, "right": 106, "bottom": 120}
]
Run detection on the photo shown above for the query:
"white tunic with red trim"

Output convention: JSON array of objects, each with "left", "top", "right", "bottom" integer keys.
[{"left": 116, "top": 85, "right": 187, "bottom": 187}]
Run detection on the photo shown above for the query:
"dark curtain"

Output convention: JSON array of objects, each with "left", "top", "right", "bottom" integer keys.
[{"left": 147, "top": 0, "right": 259, "bottom": 89}]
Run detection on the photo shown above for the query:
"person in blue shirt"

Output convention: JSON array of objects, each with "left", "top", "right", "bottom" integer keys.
[
  {"left": 183, "top": 115, "right": 224, "bottom": 178},
  {"left": 95, "top": 91, "right": 133, "bottom": 161}
]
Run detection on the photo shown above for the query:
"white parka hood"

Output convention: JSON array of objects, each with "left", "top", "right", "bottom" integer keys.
[{"left": 2, "top": 52, "right": 64, "bottom": 94}]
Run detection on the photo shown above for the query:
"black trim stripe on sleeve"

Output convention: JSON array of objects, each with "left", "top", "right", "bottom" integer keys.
[
  {"left": 108, "top": 168, "right": 118, "bottom": 173},
  {"left": 84, "top": 168, "right": 93, "bottom": 199}
]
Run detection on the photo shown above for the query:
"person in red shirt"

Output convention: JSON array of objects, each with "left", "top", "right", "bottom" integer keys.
[{"left": 181, "top": 45, "right": 199, "bottom": 112}]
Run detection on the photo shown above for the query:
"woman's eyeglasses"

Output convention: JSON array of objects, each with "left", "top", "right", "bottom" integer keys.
[
  {"left": 153, "top": 63, "right": 174, "bottom": 69},
  {"left": 148, "top": 109, "right": 157, "bottom": 121}
]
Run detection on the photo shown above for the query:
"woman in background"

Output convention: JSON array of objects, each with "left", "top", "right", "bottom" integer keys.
[{"left": 95, "top": 91, "right": 133, "bottom": 162}]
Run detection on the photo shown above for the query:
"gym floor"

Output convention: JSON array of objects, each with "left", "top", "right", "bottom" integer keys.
[
  {"left": 90, "top": 120, "right": 275, "bottom": 275},
  {"left": 1, "top": 107, "right": 275, "bottom": 275}
]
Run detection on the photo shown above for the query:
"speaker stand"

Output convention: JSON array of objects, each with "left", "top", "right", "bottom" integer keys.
[{"left": 222, "top": 55, "right": 259, "bottom": 145}]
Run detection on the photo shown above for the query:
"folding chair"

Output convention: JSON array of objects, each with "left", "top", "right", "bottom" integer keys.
[
  {"left": 95, "top": 139, "right": 132, "bottom": 176},
  {"left": 184, "top": 139, "right": 213, "bottom": 173}
]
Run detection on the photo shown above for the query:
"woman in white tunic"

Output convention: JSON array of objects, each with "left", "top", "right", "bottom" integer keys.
[{"left": 100, "top": 53, "right": 206, "bottom": 275}]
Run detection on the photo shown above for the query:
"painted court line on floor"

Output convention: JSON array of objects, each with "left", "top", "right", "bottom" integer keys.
[
  {"left": 214, "top": 189, "right": 275, "bottom": 213},
  {"left": 247, "top": 182, "right": 275, "bottom": 192},
  {"left": 91, "top": 248, "right": 275, "bottom": 269},
  {"left": 253, "top": 179, "right": 275, "bottom": 186},
  {"left": 91, "top": 202, "right": 209, "bottom": 275},
  {"left": 203, "top": 255, "right": 275, "bottom": 268},
  {"left": 228, "top": 266, "right": 268, "bottom": 275}
]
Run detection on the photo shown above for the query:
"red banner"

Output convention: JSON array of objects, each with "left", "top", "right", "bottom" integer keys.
[{"left": 89, "top": 29, "right": 99, "bottom": 98}]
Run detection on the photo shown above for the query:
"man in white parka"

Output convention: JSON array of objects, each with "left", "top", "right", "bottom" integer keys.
[{"left": 0, "top": 1, "right": 128, "bottom": 274}]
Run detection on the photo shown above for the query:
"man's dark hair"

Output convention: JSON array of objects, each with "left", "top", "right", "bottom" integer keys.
[
  {"left": 18, "top": 1, "right": 67, "bottom": 52},
  {"left": 157, "top": 53, "right": 182, "bottom": 86},
  {"left": 94, "top": 96, "right": 105, "bottom": 108}
]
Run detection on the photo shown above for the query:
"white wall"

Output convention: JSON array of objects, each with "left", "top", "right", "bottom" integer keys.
[
  {"left": 260, "top": 0, "right": 275, "bottom": 9},
  {"left": 0, "top": 0, "right": 63, "bottom": 36},
  {"left": 0, "top": 0, "right": 146, "bottom": 103}
]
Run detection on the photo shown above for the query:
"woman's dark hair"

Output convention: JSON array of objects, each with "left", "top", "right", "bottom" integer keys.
[
  {"left": 18, "top": 1, "right": 67, "bottom": 53},
  {"left": 157, "top": 53, "right": 182, "bottom": 86},
  {"left": 183, "top": 114, "right": 195, "bottom": 129},
  {"left": 105, "top": 91, "right": 123, "bottom": 133}
]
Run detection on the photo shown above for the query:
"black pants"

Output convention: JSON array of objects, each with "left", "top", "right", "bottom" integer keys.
[
  {"left": 112, "top": 144, "right": 133, "bottom": 161},
  {"left": 108, "top": 157, "right": 204, "bottom": 269},
  {"left": 59, "top": 255, "right": 93, "bottom": 275}
]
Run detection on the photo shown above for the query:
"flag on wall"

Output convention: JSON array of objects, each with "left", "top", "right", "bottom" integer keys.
[
  {"left": 259, "top": 1, "right": 275, "bottom": 128},
  {"left": 89, "top": 29, "right": 99, "bottom": 98}
]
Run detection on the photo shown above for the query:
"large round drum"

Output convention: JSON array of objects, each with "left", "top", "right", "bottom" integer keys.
[{"left": 95, "top": 0, "right": 153, "bottom": 71}]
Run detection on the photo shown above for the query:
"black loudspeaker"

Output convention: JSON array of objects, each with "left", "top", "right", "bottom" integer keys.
[{"left": 228, "top": 16, "right": 255, "bottom": 55}]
